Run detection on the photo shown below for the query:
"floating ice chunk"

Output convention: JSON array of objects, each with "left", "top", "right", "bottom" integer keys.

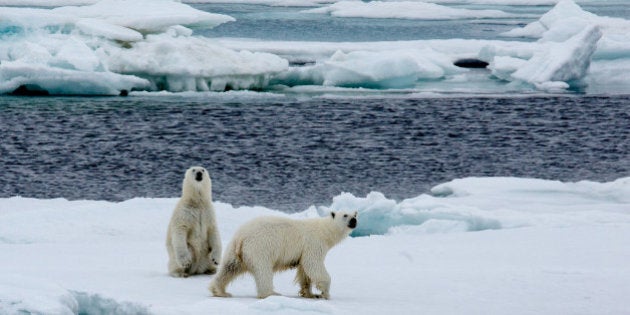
[
  {"left": 52, "top": 0, "right": 234, "bottom": 34},
  {"left": 0, "top": 60, "right": 149, "bottom": 95},
  {"left": 320, "top": 50, "right": 420, "bottom": 88},
  {"left": 106, "top": 33, "right": 288, "bottom": 91},
  {"left": 304, "top": 1, "right": 514, "bottom": 20},
  {"left": 503, "top": 0, "right": 630, "bottom": 44},
  {"left": 0, "top": 1, "right": 291, "bottom": 94},
  {"left": 271, "top": 48, "right": 462, "bottom": 89},
  {"left": 502, "top": 0, "right": 597, "bottom": 38},
  {"left": 483, "top": 0, "right": 630, "bottom": 92},
  {"left": 510, "top": 24, "right": 601, "bottom": 90}
]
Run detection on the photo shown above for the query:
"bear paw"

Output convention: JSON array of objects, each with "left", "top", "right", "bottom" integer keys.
[
  {"left": 257, "top": 291, "right": 280, "bottom": 299},
  {"left": 210, "top": 285, "right": 232, "bottom": 298},
  {"left": 170, "top": 269, "right": 189, "bottom": 278},
  {"left": 177, "top": 252, "right": 192, "bottom": 270},
  {"left": 204, "top": 267, "right": 217, "bottom": 275}
]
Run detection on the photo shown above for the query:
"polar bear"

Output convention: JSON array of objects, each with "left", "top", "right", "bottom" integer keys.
[
  {"left": 166, "top": 166, "right": 222, "bottom": 277},
  {"left": 209, "top": 211, "right": 358, "bottom": 299}
]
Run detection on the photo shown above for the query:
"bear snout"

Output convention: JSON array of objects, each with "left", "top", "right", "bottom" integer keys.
[
  {"left": 195, "top": 171, "right": 203, "bottom": 182},
  {"left": 348, "top": 217, "right": 357, "bottom": 229}
]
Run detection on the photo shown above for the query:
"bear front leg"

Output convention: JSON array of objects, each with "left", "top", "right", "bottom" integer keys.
[
  {"left": 251, "top": 265, "right": 279, "bottom": 299},
  {"left": 171, "top": 227, "right": 192, "bottom": 277},
  {"left": 206, "top": 228, "right": 222, "bottom": 274},
  {"left": 314, "top": 274, "right": 331, "bottom": 300},
  {"left": 296, "top": 266, "right": 315, "bottom": 298},
  {"left": 303, "top": 259, "right": 331, "bottom": 299}
]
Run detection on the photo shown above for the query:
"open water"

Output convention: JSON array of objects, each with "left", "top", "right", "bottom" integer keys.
[{"left": 1, "top": 95, "right": 628, "bottom": 211}]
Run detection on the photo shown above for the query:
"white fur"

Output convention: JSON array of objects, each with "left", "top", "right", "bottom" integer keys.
[
  {"left": 166, "top": 166, "right": 222, "bottom": 277},
  {"left": 209, "top": 211, "right": 357, "bottom": 299}
]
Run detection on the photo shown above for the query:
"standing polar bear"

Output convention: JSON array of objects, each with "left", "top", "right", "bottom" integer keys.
[
  {"left": 209, "top": 211, "right": 358, "bottom": 299},
  {"left": 166, "top": 166, "right": 222, "bottom": 277}
]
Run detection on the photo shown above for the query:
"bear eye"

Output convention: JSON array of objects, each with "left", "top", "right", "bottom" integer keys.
[{"left": 343, "top": 214, "right": 348, "bottom": 218}]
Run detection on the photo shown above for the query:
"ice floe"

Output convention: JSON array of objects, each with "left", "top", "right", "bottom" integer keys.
[{"left": 1, "top": 176, "right": 629, "bottom": 314}]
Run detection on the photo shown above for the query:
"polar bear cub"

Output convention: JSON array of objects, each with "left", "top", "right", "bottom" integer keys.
[
  {"left": 166, "top": 166, "right": 222, "bottom": 277},
  {"left": 209, "top": 211, "right": 358, "bottom": 299}
]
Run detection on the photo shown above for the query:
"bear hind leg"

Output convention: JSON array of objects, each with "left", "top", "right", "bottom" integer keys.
[{"left": 209, "top": 259, "right": 244, "bottom": 298}]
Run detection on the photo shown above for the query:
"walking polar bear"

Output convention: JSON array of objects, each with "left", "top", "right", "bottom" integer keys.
[
  {"left": 166, "top": 166, "right": 222, "bottom": 277},
  {"left": 209, "top": 211, "right": 358, "bottom": 299}
]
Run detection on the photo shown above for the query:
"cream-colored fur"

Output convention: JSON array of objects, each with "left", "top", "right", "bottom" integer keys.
[
  {"left": 209, "top": 211, "right": 357, "bottom": 299},
  {"left": 166, "top": 166, "right": 222, "bottom": 277}
]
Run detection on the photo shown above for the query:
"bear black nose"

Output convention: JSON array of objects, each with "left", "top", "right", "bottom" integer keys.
[
  {"left": 348, "top": 217, "right": 357, "bottom": 229},
  {"left": 195, "top": 171, "right": 203, "bottom": 182}
]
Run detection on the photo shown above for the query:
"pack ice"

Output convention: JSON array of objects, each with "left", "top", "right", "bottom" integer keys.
[{"left": 1, "top": 0, "right": 629, "bottom": 95}]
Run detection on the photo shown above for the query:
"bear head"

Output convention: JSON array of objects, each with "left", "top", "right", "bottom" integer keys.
[
  {"left": 182, "top": 166, "right": 212, "bottom": 197},
  {"left": 330, "top": 210, "right": 358, "bottom": 232}
]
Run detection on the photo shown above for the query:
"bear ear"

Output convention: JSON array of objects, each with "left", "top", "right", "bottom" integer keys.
[{"left": 330, "top": 211, "right": 336, "bottom": 219}]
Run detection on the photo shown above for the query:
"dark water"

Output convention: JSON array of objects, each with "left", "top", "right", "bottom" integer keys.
[{"left": 1, "top": 95, "right": 628, "bottom": 211}]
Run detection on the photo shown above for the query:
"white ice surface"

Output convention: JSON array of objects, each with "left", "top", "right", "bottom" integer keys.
[{"left": 1, "top": 176, "right": 630, "bottom": 314}]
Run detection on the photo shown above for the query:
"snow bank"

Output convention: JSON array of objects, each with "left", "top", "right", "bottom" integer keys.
[
  {"left": 0, "top": 0, "right": 288, "bottom": 95},
  {"left": 304, "top": 1, "right": 514, "bottom": 20}
]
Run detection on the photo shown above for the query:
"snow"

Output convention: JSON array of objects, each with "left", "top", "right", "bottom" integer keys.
[
  {"left": 304, "top": 1, "right": 514, "bottom": 20},
  {"left": 0, "top": 0, "right": 629, "bottom": 95},
  {"left": 1, "top": 176, "right": 630, "bottom": 314}
]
